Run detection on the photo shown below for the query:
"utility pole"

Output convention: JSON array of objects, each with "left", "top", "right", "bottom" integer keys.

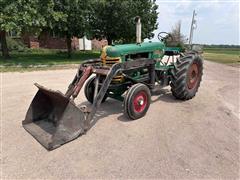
[{"left": 189, "top": 10, "right": 197, "bottom": 49}]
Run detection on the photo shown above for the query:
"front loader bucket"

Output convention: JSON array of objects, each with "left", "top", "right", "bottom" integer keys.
[{"left": 22, "top": 84, "right": 85, "bottom": 150}]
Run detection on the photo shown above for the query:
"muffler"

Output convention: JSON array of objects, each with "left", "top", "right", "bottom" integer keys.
[
  {"left": 135, "top": 16, "right": 141, "bottom": 44},
  {"left": 22, "top": 83, "right": 86, "bottom": 150}
]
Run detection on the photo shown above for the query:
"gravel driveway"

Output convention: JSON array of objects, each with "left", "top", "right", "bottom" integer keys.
[{"left": 1, "top": 60, "right": 239, "bottom": 179}]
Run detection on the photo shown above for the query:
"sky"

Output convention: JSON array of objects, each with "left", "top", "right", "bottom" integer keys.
[{"left": 149, "top": 0, "right": 239, "bottom": 45}]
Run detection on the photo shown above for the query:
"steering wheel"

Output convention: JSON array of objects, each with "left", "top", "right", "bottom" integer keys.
[{"left": 158, "top": 32, "right": 173, "bottom": 42}]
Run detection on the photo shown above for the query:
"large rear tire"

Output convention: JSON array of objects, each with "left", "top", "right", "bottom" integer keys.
[
  {"left": 171, "top": 54, "right": 203, "bottom": 100},
  {"left": 84, "top": 76, "right": 108, "bottom": 104},
  {"left": 124, "top": 83, "right": 151, "bottom": 120}
]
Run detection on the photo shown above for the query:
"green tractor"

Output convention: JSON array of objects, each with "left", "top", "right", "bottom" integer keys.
[{"left": 23, "top": 17, "right": 203, "bottom": 150}]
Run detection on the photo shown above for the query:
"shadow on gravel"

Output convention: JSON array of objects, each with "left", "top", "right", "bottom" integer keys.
[
  {"left": 77, "top": 99, "right": 124, "bottom": 126},
  {"left": 76, "top": 89, "right": 182, "bottom": 124},
  {"left": 151, "top": 88, "right": 182, "bottom": 104}
]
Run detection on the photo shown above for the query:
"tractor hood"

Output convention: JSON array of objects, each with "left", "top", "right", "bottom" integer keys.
[{"left": 105, "top": 42, "right": 165, "bottom": 57}]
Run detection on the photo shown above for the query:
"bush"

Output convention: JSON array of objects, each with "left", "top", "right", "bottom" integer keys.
[
  {"left": 6, "top": 37, "right": 26, "bottom": 51},
  {"left": 25, "top": 48, "right": 60, "bottom": 54}
]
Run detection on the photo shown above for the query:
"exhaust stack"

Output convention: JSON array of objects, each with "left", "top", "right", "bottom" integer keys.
[{"left": 136, "top": 16, "right": 141, "bottom": 44}]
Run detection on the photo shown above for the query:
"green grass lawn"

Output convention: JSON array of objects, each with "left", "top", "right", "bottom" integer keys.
[
  {"left": 0, "top": 49, "right": 101, "bottom": 72},
  {"left": 203, "top": 48, "right": 240, "bottom": 64}
]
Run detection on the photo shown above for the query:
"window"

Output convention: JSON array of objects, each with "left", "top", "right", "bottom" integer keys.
[{"left": 8, "top": 30, "right": 19, "bottom": 38}]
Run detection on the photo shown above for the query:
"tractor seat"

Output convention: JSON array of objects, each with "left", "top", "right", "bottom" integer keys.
[{"left": 164, "top": 50, "right": 179, "bottom": 56}]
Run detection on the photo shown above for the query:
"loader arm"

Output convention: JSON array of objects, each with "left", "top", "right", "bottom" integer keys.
[
  {"left": 84, "top": 58, "right": 156, "bottom": 130},
  {"left": 85, "top": 63, "right": 123, "bottom": 130}
]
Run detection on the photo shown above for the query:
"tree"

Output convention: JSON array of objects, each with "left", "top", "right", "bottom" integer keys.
[
  {"left": 0, "top": 0, "right": 19, "bottom": 58},
  {"left": 88, "top": 0, "right": 158, "bottom": 45},
  {"left": 0, "top": 0, "right": 62, "bottom": 58},
  {"left": 167, "top": 21, "right": 187, "bottom": 48},
  {"left": 52, "top": 0, "right": 90, "bottom": 58}
]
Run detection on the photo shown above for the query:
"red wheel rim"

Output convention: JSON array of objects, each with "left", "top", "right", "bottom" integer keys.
[
  {"left": 187, "top": 63, "right": 199, "bottom": 89},
  {"left": 133, "top": 91, "right": 147, "bottom": 113}
]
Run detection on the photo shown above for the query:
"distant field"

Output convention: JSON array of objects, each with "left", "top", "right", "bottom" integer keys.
[{"left": 203, "top": 48, "right": 240, "bottom": 64}]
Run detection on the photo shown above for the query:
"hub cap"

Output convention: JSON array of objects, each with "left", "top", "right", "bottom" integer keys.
[
  {"left": 187, "top": 63, "right": 199, "bottom": 89},
  {"left": 133, "top": 91, "right": 147, "bottom": 113}
]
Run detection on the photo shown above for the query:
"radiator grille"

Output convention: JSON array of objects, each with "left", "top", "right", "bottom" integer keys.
[
  {"left": 102, "top": 56, "right": 124, "bottom": 83},
  {"left": 104, "top": 57, "right": 120, "bottom": 66}
]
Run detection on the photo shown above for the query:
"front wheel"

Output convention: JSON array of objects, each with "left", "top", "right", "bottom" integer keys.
[
  {"left": 124, "top": 83, "right": 151, "bottom": 120},
  {"left": 171, "top": 54, "right": 203, "bottom": 100},
  {"left": 84, "top": 76, "right": 108, "bottom": 104}
]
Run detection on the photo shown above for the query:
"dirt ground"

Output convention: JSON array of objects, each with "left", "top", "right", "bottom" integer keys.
[{"left": 1, "top": 60, "right": 239, "bottom": 179}]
